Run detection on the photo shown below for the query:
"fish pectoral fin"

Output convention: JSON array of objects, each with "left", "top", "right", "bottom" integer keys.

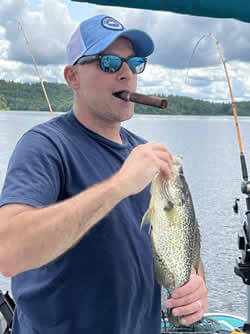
[{"left": 140, "top": 209, "right": 152, "bottom": 230}]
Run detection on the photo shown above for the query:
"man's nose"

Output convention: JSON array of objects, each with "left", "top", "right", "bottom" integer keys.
[{"left": 117, "top": 61, "right": 134, "bottom": 80}]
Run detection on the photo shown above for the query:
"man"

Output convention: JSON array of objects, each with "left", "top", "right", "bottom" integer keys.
[{"left": 0, "top": 14, "right": 207, "bottom": 334}]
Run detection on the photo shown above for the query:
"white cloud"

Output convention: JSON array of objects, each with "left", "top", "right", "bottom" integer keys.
[
  {"left": 0, "top": 39, "right": 9, "bottom": 60},
  {"left": 0, "top": 0, "right": 77, "bottom": 65},
  {"left": 0, "top": 0, "right": 74, "bottom": 84},
  {"left": 136, "top": 61, "right": 250, "bottom": 102},
  {"left": 94, "top": 5, "right": 250, "bottom": 69},
  {"left": 0, "top": 0, "right": 250, "bottom": 102},
  {"left": 0, "top": 26, "right": 6, "bottom": 39},
  {"left": 0, "top": 59, "right": 65, "bottom": 83}
]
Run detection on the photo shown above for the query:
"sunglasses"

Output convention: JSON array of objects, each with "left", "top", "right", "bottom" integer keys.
[{"left": 74, "top": 54, "right": 147, "bottom": 74}]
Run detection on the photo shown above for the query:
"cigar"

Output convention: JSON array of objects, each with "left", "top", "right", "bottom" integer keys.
[{"left": 117, "top": 92, "right": 168, "bottom": 109}]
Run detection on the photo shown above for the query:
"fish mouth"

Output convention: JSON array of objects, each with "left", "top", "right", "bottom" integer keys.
[
  {"left": 174, "top": 164, "right": 184, "bottom": 176},
  {"left": 173, "top": 156, "right": 183, "bottom": 175}
]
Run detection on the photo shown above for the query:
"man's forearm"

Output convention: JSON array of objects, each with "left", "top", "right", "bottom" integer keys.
[{"left": 0, "top": 174, "right": 127, "bottom": 277}]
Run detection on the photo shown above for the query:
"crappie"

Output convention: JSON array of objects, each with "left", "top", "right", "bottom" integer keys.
[{"left": 141, "top": 157, "right": 200, "bottom": 326}]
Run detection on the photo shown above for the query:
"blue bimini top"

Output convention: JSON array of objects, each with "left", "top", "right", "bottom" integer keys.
[{"left": 0, "top": 111, "right": 161, "bottom": 334}]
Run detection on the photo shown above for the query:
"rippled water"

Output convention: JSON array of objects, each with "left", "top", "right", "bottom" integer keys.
[{"left": 0, "top": 111, "right": 249, "bottom": 318}]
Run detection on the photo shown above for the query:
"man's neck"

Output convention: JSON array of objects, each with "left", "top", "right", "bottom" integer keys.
[{"left": 73, "top": 108, "right": 123, "bottom": 144}]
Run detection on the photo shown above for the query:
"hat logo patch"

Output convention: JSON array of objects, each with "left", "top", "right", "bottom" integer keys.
[{"left": 102, "top": 16, "right": 124, "bottom": 30}]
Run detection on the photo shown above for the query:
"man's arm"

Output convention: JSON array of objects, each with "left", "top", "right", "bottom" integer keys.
[
  {"left": 0, "top": 176, "right": 127, "bottom": 277},
  {"left": 0, "top": 142, "right": 173, "bottom": 277}
]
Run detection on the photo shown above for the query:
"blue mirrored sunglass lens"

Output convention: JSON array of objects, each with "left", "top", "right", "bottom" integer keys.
[
  {"left": 100, "top": 56, "right": 122, "bottom": 72},
  {"left": 127, "top": 57, "right": 145, "bottom": 74},
  {"left": 100, "top": 55, "right": 145, "bottom": 73}
]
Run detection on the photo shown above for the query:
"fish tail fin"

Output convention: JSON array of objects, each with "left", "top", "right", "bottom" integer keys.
[
  {"left": 164, "top": 286, "right": 182, "bottom": 328},
  {"left": 167, "top": 311, "right": 182, "bottom": 328}
]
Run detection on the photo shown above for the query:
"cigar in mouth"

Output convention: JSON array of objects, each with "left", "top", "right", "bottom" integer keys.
[{"left": 115, "top": 91, "right": 168, "bottom": 109}]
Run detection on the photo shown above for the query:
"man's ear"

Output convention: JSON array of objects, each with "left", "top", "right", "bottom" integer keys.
[{"left": 64, "top": 66, "right": 80, "bottom": 89}]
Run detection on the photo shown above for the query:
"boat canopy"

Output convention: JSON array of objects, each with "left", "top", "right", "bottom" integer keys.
[{"left": 71, "top": 0, "right": 250, "bottom": 23}]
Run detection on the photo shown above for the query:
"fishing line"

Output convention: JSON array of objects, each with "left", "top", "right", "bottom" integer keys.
[
  {"left": 185, "top": 34, "right": 208, "bottom": 86},
  {"left": 17, "top": 21, "right": 55, "bottom": 118},
  {"left": 186, "top": 33, "right": 244, "bottom": 158}
]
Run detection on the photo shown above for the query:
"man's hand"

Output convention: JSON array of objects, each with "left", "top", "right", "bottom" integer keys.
[
  {"left": 115, "top": 142, "right": 173, "bottom": 197},
  {"left": 165, "top": 273, "right": 208, "bottom": 326}
]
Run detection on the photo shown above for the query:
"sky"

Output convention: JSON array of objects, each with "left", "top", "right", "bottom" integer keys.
[{"left": 1, "top": 0, "right": 250, "bottom": 102}]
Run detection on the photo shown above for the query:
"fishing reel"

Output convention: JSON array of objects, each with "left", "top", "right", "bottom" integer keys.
[
  {"left": 233, "top": 188, "right": 250, "bottom": 332},
  {"left": 233, "top": 186, "right": 250, "bottom": 285},
  {"left": 241, "top": 181, "right": 250, "bottom": 196},
  {"left": 234, "top": 152, "right": 250, "bottom": 286}
]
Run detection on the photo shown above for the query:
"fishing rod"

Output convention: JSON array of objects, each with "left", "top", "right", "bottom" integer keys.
[
  {"left": 17, "top": 21, "right": 55, "bottom": 118},
  {"left": 213, "top": 34, "right": 250, "bottom": 332},
  {"left": 188, "top": 33, "right": 250, "bottom": 331}
]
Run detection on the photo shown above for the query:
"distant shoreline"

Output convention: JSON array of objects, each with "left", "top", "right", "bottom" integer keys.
[
  {"left": 2, "top": 110, "right": 249, "bottom": 119},
  {"left": 1, "top": 79, "right": 250, "bottom": 115}
]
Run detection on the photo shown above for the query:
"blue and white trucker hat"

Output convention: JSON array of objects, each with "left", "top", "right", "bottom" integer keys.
[{"left": 66, "top": 15, "right": 154, "bottom": 65}]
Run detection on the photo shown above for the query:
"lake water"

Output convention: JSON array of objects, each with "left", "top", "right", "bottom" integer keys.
[{"left": 0, "top": 110, "right": 249, "bottom": 318}]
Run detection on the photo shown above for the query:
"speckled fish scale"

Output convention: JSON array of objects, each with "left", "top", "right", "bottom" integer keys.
[{"left": 141, "top": 157, "right": 200, "bottom": 326}]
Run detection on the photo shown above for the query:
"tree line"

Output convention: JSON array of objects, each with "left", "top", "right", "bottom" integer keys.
[{"left": 0, "top": 79, "right": 250, "bottom": 116}]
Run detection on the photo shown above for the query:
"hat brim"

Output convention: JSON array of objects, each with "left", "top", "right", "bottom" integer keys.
[{"left": 84, "top": 28, "right": 154, "bottom": 58}]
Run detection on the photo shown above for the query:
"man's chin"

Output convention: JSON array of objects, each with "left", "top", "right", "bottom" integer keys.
[{"left": 119, "top": 105, "right": 134, "bottom": 120}]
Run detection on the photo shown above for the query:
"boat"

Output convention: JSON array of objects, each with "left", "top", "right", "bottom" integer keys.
[
  {"left": 0, "top": 290, "right": 247, "bottom": 334},
  {"left": 71, "top": 0, "right": 250, "bottom": 23},
  {"left": 205, "top": 313, "right": 246, "bottom": 331},
  {"left": 162, "top": 313, "right": 246, "bottom": 333}
]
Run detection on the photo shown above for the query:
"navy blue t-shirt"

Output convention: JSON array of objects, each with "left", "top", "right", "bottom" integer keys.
[{"left": 0, "top": 111, "right": 160, "bottom": 334}]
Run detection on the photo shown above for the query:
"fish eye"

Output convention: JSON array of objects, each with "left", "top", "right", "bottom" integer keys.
[{"left": 164, "top": 201, "right": 174, "bottom": 211}]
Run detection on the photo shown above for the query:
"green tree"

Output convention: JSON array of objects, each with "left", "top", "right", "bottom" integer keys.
[
  {"left": 1, "top": 79, "right": 250, "bottom": 115},
  {"left": 0, "top": 95, "right": 9, "bottom": 110}
]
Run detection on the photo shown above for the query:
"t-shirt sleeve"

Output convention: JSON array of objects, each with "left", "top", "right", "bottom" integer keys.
[{"left": 0, "top": 130, "right": 64, "bottom": 208}]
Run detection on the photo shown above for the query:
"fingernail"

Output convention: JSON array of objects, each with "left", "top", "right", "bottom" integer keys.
[
  {"left": 171, "top": 292, "right": 177, "bottom": 298},
  {"left": 181, "top": 319, "right": 186, "bottom": 325},
  {"left": 173, "top": 310, "right": 179, "bottom": 316},
  {"left": 165, "top": 301, "right": 172, "bottom": 308}
]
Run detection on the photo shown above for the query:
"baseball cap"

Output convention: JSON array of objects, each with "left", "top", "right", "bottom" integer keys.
[{"left": 66, "top": 15, "right": 154, "bottom": 65}]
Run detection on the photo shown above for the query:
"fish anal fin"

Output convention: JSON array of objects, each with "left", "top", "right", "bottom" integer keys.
[{"left": 192, "top": 220, "right": 201, "bottom": 273}]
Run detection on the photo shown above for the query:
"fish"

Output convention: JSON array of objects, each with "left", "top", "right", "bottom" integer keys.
[{"left": 141, "top": 156, "right": 200, "bottom": 327}]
